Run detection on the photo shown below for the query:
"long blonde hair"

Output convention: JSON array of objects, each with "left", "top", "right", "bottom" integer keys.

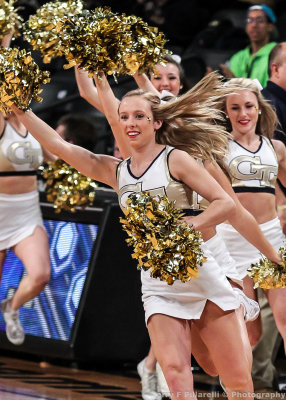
[
  {"left": 122, "top": 72, "right": 231, "bottom": 165},
  {"left": 223, "top": 78, "right": 278, "bottom": 138}
]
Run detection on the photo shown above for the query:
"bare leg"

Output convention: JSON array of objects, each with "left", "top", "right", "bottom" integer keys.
[
  {"left": 252, "top": 289, "right": 282, "bottom": 391},
  {"left": 191, "top": 322, "right": 218, "bottom": 377},
  {"left": 191, "top": 305, "right": 252, "bottom": 377},
  {"left": 144, "top": 346, "right": 157, "bottom": 372},
  {"left": 264, "top": 287, "right": 286, "bottom": 353},
  {"left": 10, "top": 226, "right": 50, "bottom": 310},
  {"left": 243, "top": 276, "right": 262, "bottom": 346},
  {"left": 194, "top": 301, "right": 253, "bottom": 400},
  {"left": 0, "top": 249, "right": 6, "bottom": 280},
  {"left": 147, "top": 314, "right": 196, "bottom": 400},
  {"left": 236, "top": 305, "right": 253, "bottom": 372}
]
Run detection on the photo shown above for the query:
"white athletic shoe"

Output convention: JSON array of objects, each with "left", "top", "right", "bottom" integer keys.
[
  {"left": 137, "top": 358, "right": 160, "bottom": 400},
  {"left": 233, "top": 288, "right": 260, "bottom": 322},
  {"left": 156, "top": 362, "right": 171, "bottom": 398},
  {"left": 1, "top": 299, "right": 25, "bottom": 345}
]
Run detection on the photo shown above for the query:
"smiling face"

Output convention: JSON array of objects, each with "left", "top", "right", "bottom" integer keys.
[
  {"left": 225, "top": 90, "right": 260, "bottom": 137},
  {"left": 150, "top": 62, "right": 182, "bottom": 96},
  {"left": 118, "top": 95, "right": 161, "bottom": 148}
]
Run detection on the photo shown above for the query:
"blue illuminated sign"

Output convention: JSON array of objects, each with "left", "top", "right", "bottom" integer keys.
[{"left": 0, "top": 220, "right": 98, "bottom": 341}]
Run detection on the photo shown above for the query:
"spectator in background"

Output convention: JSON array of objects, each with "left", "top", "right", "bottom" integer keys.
[
  {"left": 250, "top": 42, "right": 286, "bottom": 396},
  {"left": 262, "top": 42, "right": 286, "bottom": 228},
  {"left": 262, "top": 42, "right": 286, "bottom": 148},
  {"left": 55, "top": 114, "right": 97, "bottom": 152},
  {"left": 220, "top": 4, "right": 277, "bottom": 87}
]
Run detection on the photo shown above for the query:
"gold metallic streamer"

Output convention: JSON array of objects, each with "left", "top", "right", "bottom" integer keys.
[
  {"left": 40, "top": 159, "right": 98, "bottom": 213},
  {"left": 57, "top": 7, "right": 170, "bottom": 77},
  {"left": 0, "top": 0, "right": 23, "bottom": 39},
  {"left": 0, "top": 47, "right": 50, "bottom": 114},
  {"left": 23, "top": 0, "right": 84, "bottom": 63},
  {"left": 120, "top": 192, "right": 206, "bottom": 285},
  {"left": 248, "top": 246, "right": 286, "bottom": 289}
]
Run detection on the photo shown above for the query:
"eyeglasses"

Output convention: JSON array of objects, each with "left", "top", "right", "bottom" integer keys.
[{"left": 246, "top": 17, "right": 268, "bottom": 24}]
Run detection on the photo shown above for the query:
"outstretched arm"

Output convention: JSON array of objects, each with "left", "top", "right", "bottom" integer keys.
[
  {"left": 11, "top": 105, "right": 119, "bottom": 189},
  {"left": 205, "top": 160, "right": 282, "bottom": 264},
  {"left": 94, "top": 73, "right": 132, "bottom": 159}
]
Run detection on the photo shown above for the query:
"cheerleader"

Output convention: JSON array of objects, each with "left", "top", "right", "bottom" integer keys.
[
  {"left": 217, "top": 77, "right": 286, "bottom": 351},
  {"left": 11, "top": 76, "right": 254, "bottom": 399},
  {"left": 76, "top": 67, "right": 281, "bottom": 399},
  {"left": 0, "top": 30, "right": 55, "bottom": 345}
]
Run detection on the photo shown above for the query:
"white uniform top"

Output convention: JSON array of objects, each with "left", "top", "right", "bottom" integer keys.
[
  {"left": 225, "top": 136, "right": 278, "bottom": 194},
  {"left": 0, "top": 123, "right": 44, "bottom": 249},
  {"left": 218, "top": 136, "right": 281, "bottom": 278},
  {"left": 0, "top": 122, "right": 43, "bottom": 173},
  {"left": 117, "top": 146, "right": 239, "bottom": 323},
  {"left": 118, "top": 146, "right": 192, "bottom": 213},
  {"left": 191, "top": 159, "right": 210, "bottom": 212}
]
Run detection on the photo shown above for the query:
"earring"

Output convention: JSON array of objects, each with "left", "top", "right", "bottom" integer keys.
[
  {"left": 225, "top": 115, "right": 229, "bottom": 119},
  {"left": 258, "top": 111, "right": 261, "bottom": 115}
]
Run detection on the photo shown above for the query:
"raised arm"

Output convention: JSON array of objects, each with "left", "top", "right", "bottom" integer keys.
[
  {"left": 205, "top": 160, "right": 282, "bottom": 264},
  {"left": 0, "top": 30, "right": 15, "bottom": 132},
  {"left": 11, "top": 105, "right": 119, "bottom": 189},
  {"left": 75, "top": 66, "right": 106, "bottom": 112},
  {"left": 1, "top": 29, "right": 13, "bottom": 48},
  {"left": 93, "top": 73, "right": 132, "bottom": 159},
  {"left": 133, "top": 71, "right": 160, "bottom": 96}
]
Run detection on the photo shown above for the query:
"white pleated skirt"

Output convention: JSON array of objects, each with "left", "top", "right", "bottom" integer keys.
[
  {"left": 0, "top": 190, "right": 44, "bottom": 251},
  {"left": 142, "top": 240, "right": 240, "bottom": 324},
  {"left": 216, "top": 217, "right": 285, "bottom": 279}
]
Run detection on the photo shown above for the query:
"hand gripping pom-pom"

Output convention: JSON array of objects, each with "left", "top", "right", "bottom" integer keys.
[
  {"left": 248, "top": 245, "right": 286, "bottom": 289},
  {"left": 40, "top": 159, "right": 98, "bottom": 213},
  {"left": 0, "top": 47, "right": 50, "bottom": 114},
  {"left": 120, "top": 191, "right": 206, "bottom": 285}
]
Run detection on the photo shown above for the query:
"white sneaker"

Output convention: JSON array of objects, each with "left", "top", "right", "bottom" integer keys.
[
  {"left": 1, "top": 299, "right": 25, "bottom": 345},
  {"left": 137, "top": 358, "right": 160, "bottom": 400},
  {"left": 233, "top": 288, "right": 260, "bottom": 322},
  {"left": 156, "top": 362, "right": 171, "bottom": 398}
]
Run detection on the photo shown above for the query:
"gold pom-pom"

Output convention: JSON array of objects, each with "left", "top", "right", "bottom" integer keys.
[
  {"left": 40, "top": 159, "right": 98, "bottom": 213},
  {"left": 248, "top": 246, "right": 286, "bottom": 289},
  {"left": 23, "top": 0, "right": 84, "bottom": 63},
  {"left": 120, "top": 192, "right": 206, "bottom": 285},
  {"left": 0, "top": 47, "right": 50, "bottom": 114},
  {"left": 0, "top": 0, "right": 23, "bottom": 39},
  {"left": 57, "top": 7, "right": 170, "bottom": 77}
]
